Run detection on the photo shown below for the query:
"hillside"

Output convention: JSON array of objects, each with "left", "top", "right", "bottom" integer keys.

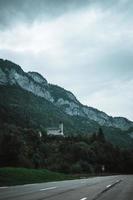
[
  {"left": 0, "top": 59, "right": 133, "bottom": 130},
  {"left": 0, "top": 84, "right": 102, "bottom": 134},
  {"left": 0, "top": 58, "right": 133, "bottom": 148}
]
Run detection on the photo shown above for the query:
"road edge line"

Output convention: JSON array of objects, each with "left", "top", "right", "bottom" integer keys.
[{"left": 92, "top": 179, "right": 122, "bottom": 200}]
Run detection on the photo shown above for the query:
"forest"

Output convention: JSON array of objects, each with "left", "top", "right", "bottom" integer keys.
[{"left": 0, "top": 123, "right": 133, "bottom": 174}]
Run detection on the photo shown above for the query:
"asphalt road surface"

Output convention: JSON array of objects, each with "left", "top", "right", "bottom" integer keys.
[{"left": 0, "top": 175, "right": 133, "bottom": 200}]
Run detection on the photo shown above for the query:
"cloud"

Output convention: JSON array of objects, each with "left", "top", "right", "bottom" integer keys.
[
  {"left": 0, "top": 1, "right": 133, "bottom": 120},
  {"left": 0, "top": 0, "right": 94, "bottom": 29},
  {"left": 1, "top": 0, "right": 131, "bottom": 29}
]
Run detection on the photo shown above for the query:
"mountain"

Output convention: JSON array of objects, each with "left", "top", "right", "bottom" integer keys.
[
  {"left": 0, "top": 58, "right": 133, "bottom": 130},
  {"left": 0, "top": 58, "right": 133, "bottom": 148}
]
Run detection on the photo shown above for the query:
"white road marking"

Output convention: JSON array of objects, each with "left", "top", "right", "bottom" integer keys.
[
  {"left": 106, "top": 184, "right": 111, "bottom": 188},
  {"left": 22, "top": 184, "right": 38, "bottom": 187},
  {"left": 80, "top": 197, "right": 87, "bottom": 200},
  {"left": 40, "top": 186, "right": 57, "bottom": 191},
  {"left": 0, "top": 187, "right": 8, "bottom": 189}
]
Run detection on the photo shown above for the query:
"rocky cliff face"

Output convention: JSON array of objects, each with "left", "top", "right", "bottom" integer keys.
[
  {"left": 54, "top": 98, "right": 133, "bottom": 130},
  {"left": 0, "top": 59, "right": 54, "bottom": 102},
  {"left": 0, "top": 58, "right": 133, "bottom": 130},
  {"left": 28, "top": 72, "right": 48, "bottom": 85}
]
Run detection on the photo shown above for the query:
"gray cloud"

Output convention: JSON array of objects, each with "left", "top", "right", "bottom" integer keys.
[
  {"left": 0, "top": 0, "right": 133, "bottom": 120},
  {"left": 0, "top": 0, "right": 91, "bottom": 29},
  {"left": 0, "top": 0, "right": 129, "bottom": 29}
]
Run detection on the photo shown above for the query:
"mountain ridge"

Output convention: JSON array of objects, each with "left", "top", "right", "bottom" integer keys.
[{"left": 0, "top": 58, "right": 133, "bottom": 131}]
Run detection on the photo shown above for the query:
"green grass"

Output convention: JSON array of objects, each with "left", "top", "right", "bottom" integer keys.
[{"left": 0, "top": 168, "right": 72, "bottom": 186}]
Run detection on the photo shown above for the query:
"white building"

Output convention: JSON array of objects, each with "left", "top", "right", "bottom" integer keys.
[{"left": 47, "top": 122, "right": 64, "bottom": 136}]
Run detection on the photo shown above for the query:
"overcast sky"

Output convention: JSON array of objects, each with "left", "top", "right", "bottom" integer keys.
[{"left": 0, "top": 0, "right": 133, "bottom": 120}]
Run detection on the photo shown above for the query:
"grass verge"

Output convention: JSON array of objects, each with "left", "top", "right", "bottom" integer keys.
[{"left": 0, "top": 167, "right": 72, "bottom": 186}]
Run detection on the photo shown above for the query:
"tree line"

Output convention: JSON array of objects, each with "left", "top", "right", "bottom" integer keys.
[{"left": 0, "top": 124, "right": 133, "bottom": 174}]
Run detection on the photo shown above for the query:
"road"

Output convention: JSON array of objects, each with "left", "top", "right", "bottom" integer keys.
[{"left": 0, "top": 175, "right": 133, "bottom": 200}]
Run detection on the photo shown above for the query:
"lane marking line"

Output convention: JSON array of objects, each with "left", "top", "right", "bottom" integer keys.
[
  {"left": 80, "top": 198, "right": 87, "bottom": 200},
  {"left": 0, "top": 187, "right": 8, "bottom": 189},
  {"left": 106, "top": 184, "right": 111, "bottom": 188},
  {"left": 22, "top": 184, "right": 38, "bottom": 187},
  {"left": 40, "top": 186, "right": 57, "bottom": 191},
  {"left": 92, "top": 180, "right": 122, "bottom": 200}
]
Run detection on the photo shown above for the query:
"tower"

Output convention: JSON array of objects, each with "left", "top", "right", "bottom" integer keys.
[{"left": 59, "top": 122, "right": 63, "bottom": 135}]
